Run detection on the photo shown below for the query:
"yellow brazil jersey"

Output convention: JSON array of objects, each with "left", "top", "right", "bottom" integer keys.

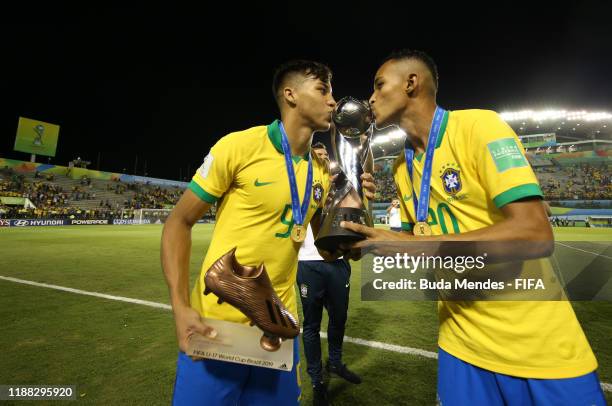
[
  {"left": 392, "top": 109, "right": 597, "bottom": 379},
  {"left": 188, "top": 120, "right": 329, "bottom": 325}
]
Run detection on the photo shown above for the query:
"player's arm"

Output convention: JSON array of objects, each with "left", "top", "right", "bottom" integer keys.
[
  {"left": 341, "top": 195, "right": 552, "bottom": 260},
  {"left": 161, "top": 189, "right": 217, "bottom": 353},
  {"left": 161, "top": 135, "right": 237, "bottom": 352},
  {"left": 162, "top": 189, "right": 210, "bottom": 310}
]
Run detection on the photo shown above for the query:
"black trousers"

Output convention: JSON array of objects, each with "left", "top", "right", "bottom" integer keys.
[{"left": 297, "top": 259, "right": 351, "bottom": 384}]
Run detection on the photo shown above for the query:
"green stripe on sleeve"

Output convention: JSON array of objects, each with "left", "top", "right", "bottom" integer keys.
[
  {"left": 493, "top": 183, "right": 543, "bottom": 208},
  {"left": 188, "top": 180, "right": 218, "bottom": 204}
]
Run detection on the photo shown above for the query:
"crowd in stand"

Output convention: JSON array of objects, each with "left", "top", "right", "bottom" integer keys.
[
  {"left": 1, "top": 173, "right": 68, "bottom": 207},
  {"left": 132, "top": 185, "right": 181, "bottom": 209},
  {"left": 0, "top": 169, "right": 99, "bottom": 209},
  {"left": 0, "top": 205, "right": 132, "bottom": 220},
  {"left": 0, "top": 165, "right": 188, "bottom": 220},
  {"left": 538, "top": 163, "right": 611, "bottom": 201},
  {"left": 373, "top": 160, "right": 398, "bottom": 201},
  {"left": 2, "top": 160, "right": 608, "bottom": 221},
  {"left": 373, "top": 160, "right": 611, "bottom": 203},
  {"left": 374, "top": 171, "right": 398, "bottom": 202}
]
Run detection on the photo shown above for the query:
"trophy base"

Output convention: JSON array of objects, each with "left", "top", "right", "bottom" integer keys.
[{"left": 315, "top": 207, "right": 371, "bottom": 253}]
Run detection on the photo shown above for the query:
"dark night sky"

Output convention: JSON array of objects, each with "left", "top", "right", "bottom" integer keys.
[{"left": 1, "top": 3, "right": 611, "bottom": 181}]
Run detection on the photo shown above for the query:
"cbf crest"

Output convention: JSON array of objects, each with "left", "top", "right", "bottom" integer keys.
[
  {"left": 440, "top": 167, "right": 462, "bottom": 195},
  {"left": 313, "top": 182, "right": 324, "bottom": 204}
]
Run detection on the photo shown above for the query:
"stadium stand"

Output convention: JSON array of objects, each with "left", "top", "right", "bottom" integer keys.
[
  {"left": 373, "top": 158, "right": 611, "bottom": 203},
  {"left": 0, "top": 164, "right": 189, "bottom": 220},
  {"left": 536, "top": 163, "right": 611, "bottom": 201}
]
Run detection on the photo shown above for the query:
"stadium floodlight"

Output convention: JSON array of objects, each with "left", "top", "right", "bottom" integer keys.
[
  {"left": 585, "top": 112, "right": 612, "bottom": 121},
  {"left": 500, "top": 109, "right": 612, "bottom": 123}
]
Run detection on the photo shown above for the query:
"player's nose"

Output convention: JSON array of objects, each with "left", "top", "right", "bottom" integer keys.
[{"left": 328, "top": 96, "right": 337, "bottom": 109}]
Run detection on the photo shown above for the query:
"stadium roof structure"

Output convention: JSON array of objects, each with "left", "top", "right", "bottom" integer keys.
[{"left": 371, "top": 109, "right": 612, "bottom": 159}]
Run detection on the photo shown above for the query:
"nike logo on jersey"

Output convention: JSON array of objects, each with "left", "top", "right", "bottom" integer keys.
[
  {"left": 254, "top": 179, "right": 275, "bottom": 187},
  {"left": 403, "top": 193, "right": 412, "bottom": 201}
]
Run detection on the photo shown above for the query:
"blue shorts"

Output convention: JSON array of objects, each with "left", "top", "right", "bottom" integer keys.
[
  {"left": 172, "top": 339, "right": 301, "bottom": 406},
  {"left": 437, "top": 348, "right": 606, "bottom": 406}
]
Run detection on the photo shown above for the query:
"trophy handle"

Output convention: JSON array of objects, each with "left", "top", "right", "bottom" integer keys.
[{"left": 361, "top": 126, "right": 374, "bottom": 221}]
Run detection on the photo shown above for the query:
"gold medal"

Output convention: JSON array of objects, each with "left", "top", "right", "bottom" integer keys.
[
  {"left": 291, "top": 225, "right": 306, "bottom": 242},
  {"left": 413, "top": 222, "right": 432, "bottom": 237}
]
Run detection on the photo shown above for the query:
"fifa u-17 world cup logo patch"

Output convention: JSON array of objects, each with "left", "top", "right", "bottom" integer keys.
[
  {"left": 300, "top": 283, "right": 308, "bottom": 298},
  {"left": 486, "top": 137, "right": 528, "bottom": 173},
  {"left": 313, "top": 183, "right": 324, "bottom": 203},
  {"left": 441, "top": 168, "right": 462, "bottom": 195},
  {"left": 198, "top": 153, "right": 214, "bottom": 179}
]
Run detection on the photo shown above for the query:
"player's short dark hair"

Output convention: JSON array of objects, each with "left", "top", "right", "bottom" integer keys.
[
  {"left": 312, "top": 142, "right": 327, "bottom": 150},
  {"left": 272, "top": 60, "right": 333, "bottom": 104},
  {"left": 383, "top": 49, "right": 439, "bottom": 92}
]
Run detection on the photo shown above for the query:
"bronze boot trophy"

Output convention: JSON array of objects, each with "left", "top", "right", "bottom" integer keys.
[{"left": 204, "top": 247, "right": 299, "bottom": 351}]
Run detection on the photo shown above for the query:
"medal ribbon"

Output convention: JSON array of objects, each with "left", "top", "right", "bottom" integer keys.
[
  {"left": 279, "top": 122, "right": 313, "bottom": 227},
  {"left": 404, "top": 107, "right": 447, "bottom": 223}
]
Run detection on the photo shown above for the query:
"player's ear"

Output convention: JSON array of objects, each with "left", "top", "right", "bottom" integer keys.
[
  {"left": 405, "top": 73, "right": 417, "bottom": 97},
  {"left": 283, "top": 86, "right": 298, "bottom": 107}
]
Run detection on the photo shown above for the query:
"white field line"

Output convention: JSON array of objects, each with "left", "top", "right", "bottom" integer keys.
[
  {"left": 555, "top": 241, "right": 612, "bottom": 261},
  {"left": 0, "top": 275, "right": 609, "bottom": 393},
  {"left": 0, "top": 275, "right": 172, "bottom": 310}
]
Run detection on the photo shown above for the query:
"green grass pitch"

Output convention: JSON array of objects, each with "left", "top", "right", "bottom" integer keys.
[{"left": 1, "top": 225, "right": 611, "bottom": 405}]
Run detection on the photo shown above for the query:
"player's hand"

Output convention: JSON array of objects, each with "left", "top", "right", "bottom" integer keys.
[
  {"left": 173, "top": 305, "right": 217, "bottom": 355},
  {"left": 339, "top": 221, "right": 415, "bottom": 258},
  {"left": 361, "top": 173, "right": 376, "bottom": 200}
]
